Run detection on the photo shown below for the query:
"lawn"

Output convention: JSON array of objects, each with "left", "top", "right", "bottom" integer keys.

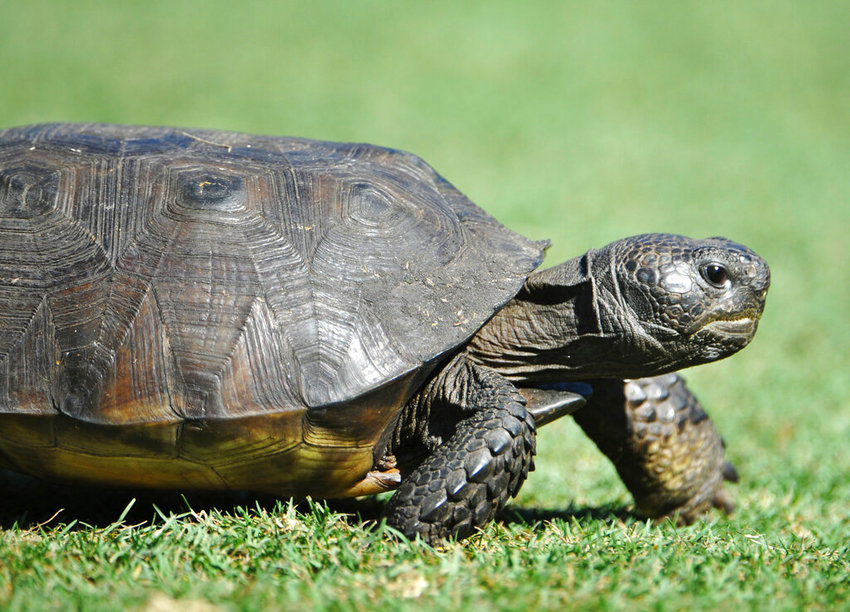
[{"left": 1, "top": 1, "right": 848, "bottom": 610}]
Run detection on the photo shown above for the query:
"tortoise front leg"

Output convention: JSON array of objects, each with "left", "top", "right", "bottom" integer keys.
[
  {"left": 573, "top": 373, "right": 737, "bottom": 522},
  {"left": 383, "top": 360, "right": 536, "bottom": 543}
]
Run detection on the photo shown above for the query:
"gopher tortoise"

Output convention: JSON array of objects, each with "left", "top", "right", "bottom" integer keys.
[{"left": 0, "top": 124, "right": 769, "bottom": 542}]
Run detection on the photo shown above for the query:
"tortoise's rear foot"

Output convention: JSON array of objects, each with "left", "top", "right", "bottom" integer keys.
[{"left": 383, "top": 401, "right": 536, "bottom": 544}]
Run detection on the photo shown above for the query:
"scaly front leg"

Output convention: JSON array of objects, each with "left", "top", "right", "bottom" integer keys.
[{"left": 573, "top": 373, "right": 737, "bottom": 522}]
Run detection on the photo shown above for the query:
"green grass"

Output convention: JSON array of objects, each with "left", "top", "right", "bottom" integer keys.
[
  {"left": 1, "top": 493, "right": 848, "bottom": 611},
  {"left": 1, "top": 1, "right": 849, "bottom": 610}
]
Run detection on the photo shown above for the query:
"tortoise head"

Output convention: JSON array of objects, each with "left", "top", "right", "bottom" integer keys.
[
  {"left": 594, "top": 233, "right": 770, "bottom": 368},
  {"left": 468, "top": 233, "right": 770, "bottom": 382}
]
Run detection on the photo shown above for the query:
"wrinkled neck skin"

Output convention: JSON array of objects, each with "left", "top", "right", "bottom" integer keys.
[{"left": 465, "top": 246, "right": 682, "bottom": 384}]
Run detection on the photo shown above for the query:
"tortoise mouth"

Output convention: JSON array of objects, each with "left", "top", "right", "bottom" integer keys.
[{"left": 700, "top": 316, "right": 757, "bottom": 338}]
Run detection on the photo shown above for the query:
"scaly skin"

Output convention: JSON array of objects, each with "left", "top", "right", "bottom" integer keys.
[
  {"left": 384, "top": 399, "right": 535, "bottom": 542},
  {"left": 573, "top": 374, "right": 737, "bottom": 522},
  {"left": 384, "top": 357, "right": 535, "bottom": 542}
]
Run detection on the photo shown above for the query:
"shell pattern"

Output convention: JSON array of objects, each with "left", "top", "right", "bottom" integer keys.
[{"left": 0, "top": 124, "right": 543, "bottom": 494}]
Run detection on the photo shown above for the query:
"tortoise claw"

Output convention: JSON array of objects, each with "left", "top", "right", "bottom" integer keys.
[
  {"left": 520, "top": 388, "right": 586, "bottom": 427},
  {"left": 722, "top": 461, "right": 740, "bottom": 483},
  {"left": 711, "top": 484, "right": 736, "bottom": 515}
]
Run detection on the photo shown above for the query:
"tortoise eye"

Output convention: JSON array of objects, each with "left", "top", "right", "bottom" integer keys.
[{"left": 702, "top": 263, "right": 730, "bottom": 287}]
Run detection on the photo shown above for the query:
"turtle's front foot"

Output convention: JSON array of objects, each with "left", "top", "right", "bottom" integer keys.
[
  {"left": 383, "top": 400, "right": 536, "bottom": 544},
  {"left": 573, "top": 373, "right": 737, "bottom": 523}
]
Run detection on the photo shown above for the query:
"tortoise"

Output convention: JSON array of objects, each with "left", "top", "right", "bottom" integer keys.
[{"left": 0, "top": 123, "right": 770, "bottom": 542}]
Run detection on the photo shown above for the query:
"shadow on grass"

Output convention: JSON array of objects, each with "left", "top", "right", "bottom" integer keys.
[
  {"left": 0, "top": 470, "right": 284, "bottom": 531},
  {"left": 0, "top": 469, "right": 635, "bottom": 532},
  {"left": 498, "top": 504, "right": 638, "bottom": 527}
]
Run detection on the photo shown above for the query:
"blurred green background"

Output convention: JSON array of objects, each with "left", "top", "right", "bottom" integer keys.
[{"left": 1, "top": 0, "right": 848, "bottom": 608}]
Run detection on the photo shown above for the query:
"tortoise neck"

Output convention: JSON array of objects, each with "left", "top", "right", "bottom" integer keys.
[
  {"left": 465, "top": 248, "right": 663, "bottom": 384},
  {"left": 465, "top": 252, "right": 598, "bottom": 382}
]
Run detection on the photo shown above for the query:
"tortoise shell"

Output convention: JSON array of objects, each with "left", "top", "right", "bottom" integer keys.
[{"left": 0, "top": 123, "right": 544, "bottom": 496}]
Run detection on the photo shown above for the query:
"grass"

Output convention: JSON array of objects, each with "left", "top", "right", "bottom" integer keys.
[
  {"left": 1, "top": 1, "right": 849, "bottom": 610},
  {"left": 1, "top": 494, "right": 847, "bottom": 611}
]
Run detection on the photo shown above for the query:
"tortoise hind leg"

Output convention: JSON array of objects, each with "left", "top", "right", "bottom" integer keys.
[
  {"left": 573, "top": 373, "right": 736, "bottom": 522},
  {"left": 383, "top": 361, "right": 536, "bottom": 543}
]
